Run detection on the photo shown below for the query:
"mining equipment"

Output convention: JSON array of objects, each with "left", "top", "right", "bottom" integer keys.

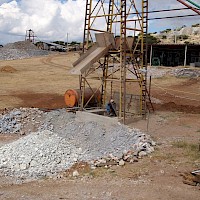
[{"left": 65, "top": 0, "right": 200, "bottom": 124}]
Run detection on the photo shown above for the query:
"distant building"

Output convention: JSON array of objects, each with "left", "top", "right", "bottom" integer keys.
[
  {"left": 148, "top": 44, "right": 200, "bottom": 67},
  {"left": 36, "top": 42, "right": 66, "bottom": 52}
]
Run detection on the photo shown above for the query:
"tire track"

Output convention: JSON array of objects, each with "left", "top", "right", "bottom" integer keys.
[{"left": 40, "top": 54, "right": 71, "bottom": 69}]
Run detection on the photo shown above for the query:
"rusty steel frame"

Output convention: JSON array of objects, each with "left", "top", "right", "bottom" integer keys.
[
  {"left": 77, "top": 0, "right": 200, "bottom": 123},
  {"left": 80, "top": 0, "right": 151, "bottom": 123},
  {"left": 25, "top": 29, "right": 36, "bottom": 43}
]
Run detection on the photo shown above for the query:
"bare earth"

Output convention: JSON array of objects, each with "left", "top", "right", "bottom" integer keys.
[{"left": 0, "top": 53, "right": 200, "bottom": 200}]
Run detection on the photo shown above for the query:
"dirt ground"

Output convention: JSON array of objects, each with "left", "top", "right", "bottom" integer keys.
[{"left": 0, "top": 53, "right": 200, "bottom": 199}]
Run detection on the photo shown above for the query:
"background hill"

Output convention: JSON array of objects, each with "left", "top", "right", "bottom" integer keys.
[{"left": 152, "top": 24, "right": 200, "bottom": 44}]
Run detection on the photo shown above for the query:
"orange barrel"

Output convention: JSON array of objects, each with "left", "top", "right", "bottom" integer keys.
[{"left": 64, "top": 88, "right": 101, "bottom": 107}]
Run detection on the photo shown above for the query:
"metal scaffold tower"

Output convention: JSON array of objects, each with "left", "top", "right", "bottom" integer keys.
[
  {"left": 25, "top": 29, "right": 36, "bottom": 43},
  {"left": 78, "top": 0, "right": 154, "bottom": 123}
]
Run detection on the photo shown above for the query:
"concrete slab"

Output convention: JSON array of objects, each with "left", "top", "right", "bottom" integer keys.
[{"left": 75, "top": 111, "right": 119, "bottom": 127}]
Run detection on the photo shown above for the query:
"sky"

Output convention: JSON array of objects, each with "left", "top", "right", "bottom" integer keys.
[{"left": 0, "top": 0, "right": 199, "bottom": 44}]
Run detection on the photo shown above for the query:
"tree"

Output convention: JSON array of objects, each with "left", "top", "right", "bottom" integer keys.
[
  {"left": 53, "top": 41, "right": 65, "bottom": 45},
  {"left": 70, "top": 41, "right": 80, "bottom": 45},
  {"left": 146, "top": 34, "right": 160, "bottom": 44},
  {"left": 192, "top": 23, "right": 200, "bottom": 27},
  {"left": 160, "top": 28, "right": 171, "bottom": 33},
  {"left": 137, "top": 33, "right": 160, "bottom": 44}
]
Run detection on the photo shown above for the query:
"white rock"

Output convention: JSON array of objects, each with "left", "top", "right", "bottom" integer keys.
[
  {"left": 20, "top": 163, "right": 28, "bottom": 170},
  {"left": 99, "top": 159, "right": 106, "bottom": 164},
  {"left": 151, "top": 141, "right": 156, "bottom": 146},
  {"left": 73, "top": 158, "right": 78, "bottom": 162},
  {"left": 138, "top": 151, "right": 147, "bottom": 157},
  {"left": 118, "top": 160, "right": 125, "bottom": 166},
  {"left": 72, "top": 170, "right": 79, "bottom": 177}
]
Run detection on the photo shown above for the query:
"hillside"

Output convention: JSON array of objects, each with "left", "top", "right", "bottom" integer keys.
[{"left": 152, "top": 24, "right": 200, "bottom": 44}]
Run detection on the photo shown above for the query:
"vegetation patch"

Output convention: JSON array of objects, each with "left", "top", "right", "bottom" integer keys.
[{"left": 172, "top": 140, "right": 200, "bottom": 161}]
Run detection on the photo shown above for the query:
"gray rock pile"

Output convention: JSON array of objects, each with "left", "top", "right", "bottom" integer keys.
[
  {"left": 147, "top": 67, "right": 170, "bottom": 78},
  {"left": 55, "top": 121, "right": 154, "bottom": 160},
  {"left": 172, "top": 68, "right": 200, "bottom": 78},
  {"left": 3, "top": 41, "right": 39, "bottom": 50},
  {"left": 0, "top": 41, "right": 50, "bottom": 60},
  {"left": 0, "top": 108, "right": 43, "bottom": 134},
  {"left": 0, "top": 108, "right": 155, "bottom": 181},
  {"left": 0, "top": 130, "right": 82, "bottom": 180}
]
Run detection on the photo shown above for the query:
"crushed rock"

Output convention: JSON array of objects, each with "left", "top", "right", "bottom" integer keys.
[
  {"left": 0, "top": 41, "right": 50, "bottom": 60},
  {"left": 0, "top": 108, "right": 155, "bottom": 182},
  {"left": 171, "top": 68, "right": 200, "bottom": 78},
  {"left": 0, "top": 108, "right": 44, "bottom": 134},
  {"left": 147, "top": 67, "right": 171, "bottom": 78},
  {"left": 0, "top": 130, "right": 82, "bottom": 180}
]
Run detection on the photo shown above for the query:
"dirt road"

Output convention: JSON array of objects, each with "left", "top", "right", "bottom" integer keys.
[{"left": 0, "top": 53, "right": 79, "bottom": 109}]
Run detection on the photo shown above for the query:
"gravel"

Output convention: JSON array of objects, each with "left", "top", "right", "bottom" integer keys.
[
  {"left": 0, "top": 108, "right": 43, "bottom": 134},
  {"left": 147, "top": 67, "right": 171, "bottom": 78},
  {"left": 0, "top": 108, "right": 155, "bottom": 182},
  {"left": 171, "top": 68, "right": 200, "bottom": 78},
  {"left": 0, "top": 41, "right": 50, "bottom": 60},
  {"left": 0, "top": 130, "right": 82, "bottom": 180}
]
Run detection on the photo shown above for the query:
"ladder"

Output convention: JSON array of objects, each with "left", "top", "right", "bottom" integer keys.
[
  {"left": 102, "top": 0, "right": 114, "bottom": 105},
  {"left": 143, "top": 0, "right": 154, "bottom": 113},
  {"left": 141, "top": 0, "right": 149, "bottom": 116},
  {"left": 83, "top": 0, "right": 92, "bottom": 51},
  {"left": 119, "top": 0, "right": 127, "bottom": 121},
  {"left": 131, "top": 60, "right": 154, "bottom": 113},
  {"left": 107, "top": 0, "right": 114, "bottom": 32},
  {"left": 80, "top": 0, "right": 92, "bottom": 109}
]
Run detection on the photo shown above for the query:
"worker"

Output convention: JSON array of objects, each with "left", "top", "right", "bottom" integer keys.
[{"left": 106, "top": 99, "right": 117, "bottom": 117}]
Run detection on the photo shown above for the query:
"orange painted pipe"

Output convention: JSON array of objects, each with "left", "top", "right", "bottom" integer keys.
[{"left": 64, "top": 88, "right": 101, "bottom": 107}]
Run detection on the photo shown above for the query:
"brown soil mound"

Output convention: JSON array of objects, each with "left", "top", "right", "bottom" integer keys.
[
  {"left": 154, "top": 102, "right": 200, "bottom": 114},
  {"left": 0, "top": 66, "right": 17, "bottom": 73},
  {"left": 13, "top": 93, "right": 66, "bottom": 109}
]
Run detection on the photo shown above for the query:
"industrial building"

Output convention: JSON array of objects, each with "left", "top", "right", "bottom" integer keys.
[{"left": 149, "top": 44, "right": 200, "bottom": 67}]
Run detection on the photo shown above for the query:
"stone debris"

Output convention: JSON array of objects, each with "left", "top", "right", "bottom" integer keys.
[
  {"left": 0, "top": 108, "right": 156, "bottom": 181},
  {"left": 72, "top": 170, "right": 79, "bottom": 177},
  {"left": 118, "top": 160, "right": 125, "bottom": 166},
  {"left": 0, "top": 41, "right": 50, "bottom": 60},
  {"left": 147, "top": 67, "right": 171, "bottom": 78},
  {"left": 0, "top": 108, "right": 43, "bottom": 134},
  {"left": 3, "top": 41, "right": 39, "bottom": 50},
  {"left": 171, "top": 68, "right": 200, "bottom": 78},
  {"left": 0, "top": 130, "right": 82, "bottom": 180}
]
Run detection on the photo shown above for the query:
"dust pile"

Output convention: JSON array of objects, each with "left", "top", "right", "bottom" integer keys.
[{"left": 0, "top": 66, "right": 17, "bottom": 73}]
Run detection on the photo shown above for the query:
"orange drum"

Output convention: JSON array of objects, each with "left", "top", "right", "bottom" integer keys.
[{"left": 64, "top": 88, "right": 101, "bottom": 107}]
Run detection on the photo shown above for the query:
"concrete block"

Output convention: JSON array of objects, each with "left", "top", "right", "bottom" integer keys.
[{"left": 75, "top": 111, "right": 118, "bottom": 127}]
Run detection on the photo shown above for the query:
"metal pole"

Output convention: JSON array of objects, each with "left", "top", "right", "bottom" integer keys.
[
  {"left": 146, "top": 110, "right": 150, "bottom": 133},
  {"left": 177, "top": 0, "right": 200, "bottom": 15},
  {"left": 174, "top": 31, "right": 177, "bottom": 44},
  {"left": 185, "top": 0, "right": 200, "bottom": 9},
  {"left": 67, "top": 33, "right": 69, "bottom": 52},
  {"left": 150, "top": 45, "right": 152, "bottom": 66},
  {"left": 184, "top": 45, "right": 187, "bottom": 66}
]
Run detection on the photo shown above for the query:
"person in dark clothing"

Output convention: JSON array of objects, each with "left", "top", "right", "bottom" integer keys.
[{"left": 106, "top": 99, "right": 117, "bottom": 116}]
